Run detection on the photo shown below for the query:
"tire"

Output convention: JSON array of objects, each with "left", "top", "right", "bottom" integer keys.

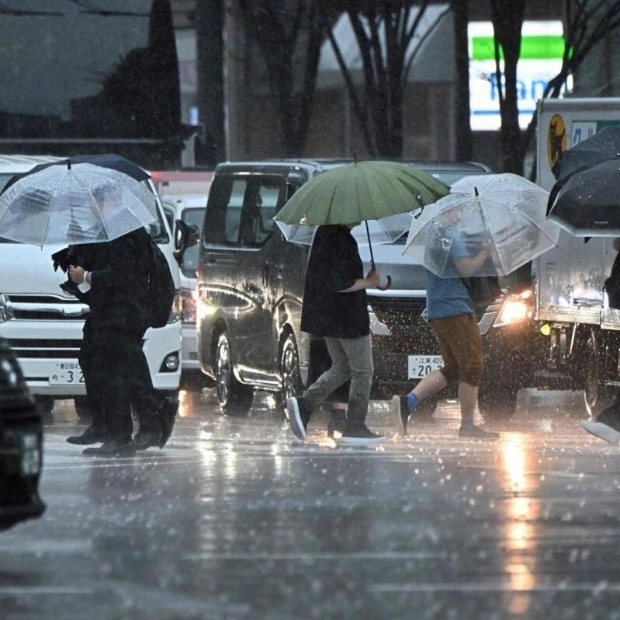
[
  {"left": 580, "top": 330, "right": 613, "bottom": 417},
  {"left": 214, "top": 331, "right": 253, "bottom": 415},
  {"left": 415, "top": 396, "right": 439, "bottom": 418},
  {"left": 478, "top": 387, "right": 518, "bottom": 420},
  {"left": 279, "top": 334, "right": 303, "bottom": 405},
  {"left": 34, "top": 396, "right": 54, "bottom": 421}
]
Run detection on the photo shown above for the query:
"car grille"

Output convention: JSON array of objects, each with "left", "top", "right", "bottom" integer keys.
[
  {"left": 5, "top": 294, "right": 89, "bottom": 321},
  {"left": 6, "top": 339, "right": 83, "bottom": 359},
  {"left": 369, "top": 295, "right": 437, "bottom": 354}
]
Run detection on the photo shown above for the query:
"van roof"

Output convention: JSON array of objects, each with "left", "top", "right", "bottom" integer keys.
[
  {"left": 0, "top": 154, "right": 64, "bottom": 173},
  {"left": 215, "top": 158, "right": 491, "bottom": 173}
]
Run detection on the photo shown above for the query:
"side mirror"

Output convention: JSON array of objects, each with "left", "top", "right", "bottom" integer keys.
[{"left": 173, "top": 219, "right": 199, "bottom": 267}]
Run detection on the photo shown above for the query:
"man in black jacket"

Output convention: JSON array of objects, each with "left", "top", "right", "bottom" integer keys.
[
  {"left": 286, "top": 224, "right": 384, "bottom": 446},
  {"left": 64, "top": 228, "right": 168, "bottom": 456}
]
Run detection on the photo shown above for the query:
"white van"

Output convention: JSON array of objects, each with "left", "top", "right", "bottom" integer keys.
[
  {"left": 161, "top": 193, "right": 209, "bottom": 388},
  {"left": 0, "top": 155, "right": 183, "bottom": 418}
]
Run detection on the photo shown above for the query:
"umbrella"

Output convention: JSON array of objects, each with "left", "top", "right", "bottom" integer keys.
[
  {"left": 0, "top": 153, "right": 158, "bottom": 247},
  {"left": 552, "top": 126, "right": 620, "bottom": 181},
  {"left": 547, "top": 158, "right": 620, "bottom": 237},
  {"left": 274, "top": 160, "right": 450, "bottom": 289},
  {"left": 404, "top": 173, "right": 560, "bottom": 277},
  {"left": 275, "top": 212, "right": 413, "bottom": 247}
]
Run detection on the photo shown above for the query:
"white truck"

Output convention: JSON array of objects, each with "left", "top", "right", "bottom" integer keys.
[
  {"left": 532, "top": 97, "right": 620, "bottom": 414},
  {"left": 0, "top": 155, "right": 183, "bottom": 419}
]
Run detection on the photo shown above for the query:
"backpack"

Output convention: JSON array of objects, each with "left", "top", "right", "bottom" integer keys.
[
  {"left": 461, "top": 275, "right": 502, "bottom": 309},
  {"left": 147, "top": 240, "right": 175, "bottom": 328}
]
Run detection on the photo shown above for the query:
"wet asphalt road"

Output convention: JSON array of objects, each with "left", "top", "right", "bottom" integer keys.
[{"left": 2, "top": 388, "right": 620, "bottom": 620}]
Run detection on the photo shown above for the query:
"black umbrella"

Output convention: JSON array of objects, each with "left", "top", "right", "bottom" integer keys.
[
  {"left": 552, "top": 126, "right": 620, "bottom": 181},
  {"left": 547, "top": 158, "right": 620, "bottom": 237}
]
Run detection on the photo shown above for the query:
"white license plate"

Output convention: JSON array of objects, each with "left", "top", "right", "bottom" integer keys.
[
  {"left": 408, "top": 355, "right": 443, "bottom": 379},
  {"left": 49, "top": 361, "right": 84, "bottom": 385}
]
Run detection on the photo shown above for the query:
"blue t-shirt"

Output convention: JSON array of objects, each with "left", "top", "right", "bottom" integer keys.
[{"left": 425, "top": 232, "right": 474, "bottom": 320}]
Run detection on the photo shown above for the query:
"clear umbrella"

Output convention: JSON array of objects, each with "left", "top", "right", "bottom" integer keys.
[
  {"left": 404, "top": 173, "right": 560, "bottom": 277},
  {"left": 275, "top": 212, "right": 412, "bottom": 247},
  {"left": 0, "top": 154, "right": 158, "bottom": 247}
]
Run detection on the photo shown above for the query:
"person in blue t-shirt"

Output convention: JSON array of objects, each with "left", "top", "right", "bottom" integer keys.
[{"left": 390, "top": 220, "right": 500, "bottom": 440}]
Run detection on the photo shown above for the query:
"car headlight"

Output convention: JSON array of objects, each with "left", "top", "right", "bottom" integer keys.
[
  {"left": 181, "top": 288, "right": 197, "bottom": 323},
  {"left": 494, "top": 290, "right": 533, "bottom": 327},
  {"left": 0, "top": 294, "right": 13, "bottom": 323}
]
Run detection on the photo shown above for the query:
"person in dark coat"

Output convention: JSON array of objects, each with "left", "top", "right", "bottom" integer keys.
[
  {"left": 285, "top": 224, "right": 384, "bottom": 446},
  {"left": 63, "top": 227, "right": 168, "bottom": 456}
]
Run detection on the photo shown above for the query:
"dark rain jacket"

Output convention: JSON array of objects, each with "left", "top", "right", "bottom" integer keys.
[
  {"left": 300, "top": 225, "right": 370, "bottom": 339},
  {"left": 70, "top": 228, "right": 152, "bottom": 333}
]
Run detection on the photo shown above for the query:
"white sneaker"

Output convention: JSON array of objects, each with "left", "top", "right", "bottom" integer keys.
[
  {"left": 286, "top": 397, "right": 307, "bottom": 440},
  {"left": 581, "top": 420, "right": 620, "bottom": 445}
]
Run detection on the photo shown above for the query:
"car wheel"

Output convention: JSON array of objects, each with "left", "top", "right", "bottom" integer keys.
[
  {"left": 214, "top": 331, "right": 253, "bottom": 415},
  {"left": 279, "top": 334, "right": 303, "bottom": 405},
  {"left": 580, "top": 330, "right": 613, "bottom": 417},
  {"left": 478, "top": 386, "right": 518, "bottom": 420},
  {"left": 414, "top": 396, "right": 439, "bottom": 418},
  {"left": 34, "top": 396, "right": 54, "bottom": 421}
]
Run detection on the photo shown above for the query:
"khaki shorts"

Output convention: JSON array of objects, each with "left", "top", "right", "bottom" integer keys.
[{"left": 429, "top": 313, "right": 484, "bottom": 386}]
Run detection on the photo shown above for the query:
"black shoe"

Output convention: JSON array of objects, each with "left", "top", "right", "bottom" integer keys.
[
  {"left": 286, "top": 397, "right": 310, "bottom": 440},
  {"left": 156, "top": 396, "right": 178, "bottom": 448},
  {"left": 82, "top": 438, "right": 136, "bottom": 457},
  {"left": 339, "top": 423, "right": 384, "bottom": 446},
  {"left": 458, "top": 425, "right": 499, "bottom": 440},
  {"left": 66, "top": 426, "right": 107, "bottom": 445},
  {"left": 327, "top": 410, "right": 347, "bottom": 439},
  {"left": 390, "top": 396, "right": 409, "bottom": 436},
  {"left": 133, "top": 429, "right": 162, "bottom": 451}
]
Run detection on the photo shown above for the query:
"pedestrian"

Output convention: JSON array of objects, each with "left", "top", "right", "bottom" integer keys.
[
  {"left": 63, "top": 227, "right": 172, "bottom": 456},
  {"left": 390, "top": 216, "right": 499, "bottom": 440},
  {"left": 286, "top": 224, "right": 384, "bottom": 446},
  {"left": 581, "top": 237, "right": 620, "bottom": 445}
]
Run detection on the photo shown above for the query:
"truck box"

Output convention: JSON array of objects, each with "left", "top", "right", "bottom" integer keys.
[{"left": 534, "top": 98, "right": 620, "bottom": 413}]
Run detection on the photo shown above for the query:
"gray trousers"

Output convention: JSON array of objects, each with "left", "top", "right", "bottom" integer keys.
[{"left": 302, "top": 334, "right": 373, "bottom": 424}]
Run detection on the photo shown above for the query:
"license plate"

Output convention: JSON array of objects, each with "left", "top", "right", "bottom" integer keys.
[
  {"left": 49, "top": 360, "right": 84, "bottom": 385},
  {"left": 408, "top": 355, "right": 443, "bottom": 379},
  {"left": 18, "top": 432, "right": 41, "bottom": 476}
]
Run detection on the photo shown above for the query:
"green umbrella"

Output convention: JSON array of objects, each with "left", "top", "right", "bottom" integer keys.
[{"left": 274, "top": 160, "right": 450, "bottom": 289}]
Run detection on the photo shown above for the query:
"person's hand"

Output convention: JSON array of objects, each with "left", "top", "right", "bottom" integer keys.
[
  {"left": 69, "top": 264, "right": 86, "bottom": 284},
  {"left": 366, "top": 266, "right": 381, "bottom": 287},
  {"left": 479, "top": 239, "right": 492, "bottom": 258}
]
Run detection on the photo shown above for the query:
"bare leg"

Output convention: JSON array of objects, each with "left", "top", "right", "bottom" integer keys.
[
  {"left": 458, "top": 382, "right": 478, "bottom": 425},
  {"left": 411, "top": 369, "right": 448, "bottom": 401}
]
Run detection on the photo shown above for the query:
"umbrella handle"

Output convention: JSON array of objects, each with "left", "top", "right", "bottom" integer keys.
[{"left": 376, "top": 275, "right": 392, "bottom": 291}]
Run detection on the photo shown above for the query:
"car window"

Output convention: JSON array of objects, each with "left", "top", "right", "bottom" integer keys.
[
  {"left": 180, "top": 208, "right": 204, "bottom": 276},
  {"left": 204, "top": 174, "right": 284, "bottom": 248}
]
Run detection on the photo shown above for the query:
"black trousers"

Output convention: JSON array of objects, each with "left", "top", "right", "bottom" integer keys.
[{"left": 79, "top": 327, "right": 159, "bottom": 442}]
